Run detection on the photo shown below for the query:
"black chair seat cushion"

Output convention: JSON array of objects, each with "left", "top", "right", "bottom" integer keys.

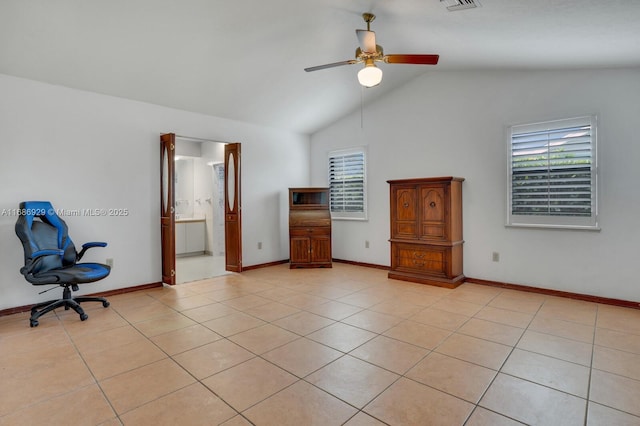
[{"left": 28, "top": 263, "right": 110, "bottom": 285}]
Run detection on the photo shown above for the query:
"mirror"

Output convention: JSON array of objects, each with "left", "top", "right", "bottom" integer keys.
[
  {"left": 162, "top": 145, "right": 169, "bottom": 213},
  {"left": 174, "top": 157, "right": 195, "bottom": 218},
  {"left": 227, "top": 152, "right": 235, "bottom": 211}
]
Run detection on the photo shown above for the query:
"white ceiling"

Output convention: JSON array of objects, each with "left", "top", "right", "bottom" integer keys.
[{"left": 1, "top": 0, "right": 639, "bottom": 135}]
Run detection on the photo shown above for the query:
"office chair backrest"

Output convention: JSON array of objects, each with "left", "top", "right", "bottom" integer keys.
[{"left": 15, "top": 201, "right": 78, "bottom": 274}]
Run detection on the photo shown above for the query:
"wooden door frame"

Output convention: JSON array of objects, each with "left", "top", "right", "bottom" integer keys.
[
  {"left": 160, "top": 134, "right": 176, "bottom": 285},
  {"left": 224, "top": 143, "right": 242, "bottom": 272}
]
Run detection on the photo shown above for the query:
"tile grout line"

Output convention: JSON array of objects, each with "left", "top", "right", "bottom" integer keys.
[
  {"left": 175, "top": 277, "right": 432, "bottom": 425},
  {"left": 129, "top": 306, "right": 249, "bottom": 424},
  {"left": 70, "top": 300, "right": 244, "bottom": 424},
  {"left": 134, "top": 280, "right": 394, "bottom": 424},
  {"left": 270, "top": 282, "right": 558, "bottom": 424},
  {"left": 583, "top": 304, "right": 599, "bottom": 426},
  {"left": 56, "top": 308, "right": 127, "bottom": 425},
  {"left": 114, "top": 297, "right": 252, "bottom": 424},
  {"left": 465, "top": 291, "right": 545, "bottom": 425},
  {"left": 429, "top": 288, "right": 520, "bottom": 425}
]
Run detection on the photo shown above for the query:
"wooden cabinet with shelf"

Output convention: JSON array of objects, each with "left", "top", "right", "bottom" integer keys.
[
  {"left": 289, "top": 188, "right": 332, "bottom": 268},
  {"left": 388, "top": 177, "right": 464, "bottom": 288}
]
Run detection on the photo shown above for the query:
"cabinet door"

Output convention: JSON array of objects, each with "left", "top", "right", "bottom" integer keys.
[
  {"left": 185, "top": 222, "right": 205, "bottom": 253},
  {"left": 175, "top": 223, "right": 186, "bottom": 255},
  {"left": 392, "top": 186, "right": 418, "bottom": 239},
  {"left": 311, "top": 236, "right": 331, "bottom": 263},
  {"left": 290, "top": 237, "right": 311, "bottom": 263},
  {"left": 420, "top": 185, "right": 447, "bottom": 240}
]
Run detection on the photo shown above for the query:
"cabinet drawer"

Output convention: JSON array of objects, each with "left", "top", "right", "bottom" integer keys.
[
  {"left": 395, "top": 245, "right": 447, "bottom": 276},
  {"left": 290, "top": 226, "right": 330, "bottom": 237}
]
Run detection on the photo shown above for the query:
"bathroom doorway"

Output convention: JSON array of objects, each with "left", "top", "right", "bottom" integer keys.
[{"left": 172, "top": 137, "right": 229, "bottom": 284}]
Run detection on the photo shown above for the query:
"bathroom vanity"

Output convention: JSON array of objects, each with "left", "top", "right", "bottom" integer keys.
[{"left": 175, "top": 218, "right": 205, "bottom": 256}]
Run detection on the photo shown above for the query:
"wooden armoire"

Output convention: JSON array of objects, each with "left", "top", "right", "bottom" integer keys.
[
  {"left": 288, "top": 188, "right": 332, "bottom": 268},
  {"left": 388, "top": 177, "right": 464, "bottom": 288}
]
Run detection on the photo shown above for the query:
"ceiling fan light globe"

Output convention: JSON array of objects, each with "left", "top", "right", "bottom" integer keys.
[{"left": 357, "top": 65, "right": 382, "bottom": 87}]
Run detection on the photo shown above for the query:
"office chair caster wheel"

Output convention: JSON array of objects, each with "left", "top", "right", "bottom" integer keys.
[
  {"left": 30, "top": 320, "right": 39, "bottom": 327},
  {"left": 103, "top": 301, "right": 110, "bottom": 308},
  {"left": 80, "top": 313, "right": 88, "bottom": 321}
]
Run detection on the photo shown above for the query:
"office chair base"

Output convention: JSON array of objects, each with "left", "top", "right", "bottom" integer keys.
[{"left": 29, "top": 285, "right": 110, "bottom": 327}]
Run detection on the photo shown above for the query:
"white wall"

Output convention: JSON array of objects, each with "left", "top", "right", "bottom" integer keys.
[
  {"left": 174, "top": 157, "right": 195, "bottom": 218},
  {"left": 0, "top": 73, "right": 309, "bottom": 310},
  {"left": 310, "top": 68, "right": 640, "bottom": 302}
]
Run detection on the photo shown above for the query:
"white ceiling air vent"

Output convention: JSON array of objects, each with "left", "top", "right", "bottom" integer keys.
[{"left": 440, "top": 0, "right": 481, "bottom": 11}]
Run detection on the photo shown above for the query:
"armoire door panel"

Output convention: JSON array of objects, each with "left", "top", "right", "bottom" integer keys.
[
  {"left": 420, "top": 186, "right": 446, "bottom": 223},
  {"left": 395, "top": 188, "right": 417, "bottom": 221},
  {"left": 421, "top": 224, "right": 445, "bottom": 239},
  {"left": 392, "top": 187, "right": 418, "bottom": 239},
  {"left": 420, "top": 185, "right": 448, "bottom": 240},
  {"left": 395, "top": 222, "right": 418, "bottom": 239}
]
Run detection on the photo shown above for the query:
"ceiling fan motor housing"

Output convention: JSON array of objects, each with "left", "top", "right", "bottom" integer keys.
[{"left": 355, "top": 45, "right": 384, "bottom": 62}]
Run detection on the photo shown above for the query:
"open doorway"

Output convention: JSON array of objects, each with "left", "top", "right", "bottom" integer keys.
[
  {"left": 173, "top": 137, "right": 226, "bottom": 283},
  {"left": 161, "top": 134, "right": 241, "bottom": 284}
]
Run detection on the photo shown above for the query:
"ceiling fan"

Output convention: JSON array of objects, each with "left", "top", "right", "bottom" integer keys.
[{"left": 304, "top": 13, "right": 439, "bottom": 88}]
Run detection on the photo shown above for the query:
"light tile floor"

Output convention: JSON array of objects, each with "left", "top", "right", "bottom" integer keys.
[
  {"left": 176, "top": 254, "right": 228, "bottom": 284},
  {"left": 1, "top": 263, "right": 640, "bottom": 425}
]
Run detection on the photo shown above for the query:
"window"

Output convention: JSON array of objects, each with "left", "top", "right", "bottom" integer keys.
[
  {"left": 507, "top": 116, "right": 598, "bottom": 230},
  {"left": 328, "top": 147, "right": 367, "bottom": 220}
]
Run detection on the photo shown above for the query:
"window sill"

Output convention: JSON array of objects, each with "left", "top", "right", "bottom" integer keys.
[{"left": 506, "top": 223, "right": 601, "bottom": 232}]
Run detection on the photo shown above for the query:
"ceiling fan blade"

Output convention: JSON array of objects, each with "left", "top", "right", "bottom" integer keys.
[
  {"left": 356, "top": 29, "right": 377, "bottom": 54},
  {"left": 384, "top": 54, "right": 440, "bottom": 65},
  {"left": 304, "top": 60, "right": 357, "bottom": 72}
]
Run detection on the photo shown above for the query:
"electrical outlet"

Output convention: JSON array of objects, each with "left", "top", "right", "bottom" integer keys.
[
  {"left": 365, "top": 240, "right": 370, "bottom": 248},
  {"left": 492, "top": 252, "right": 500, "bottom": 262},
  {"left": 257, "top": 242, "right": 262, "bottom": 249},
  {"left": 106, "top": 258, "right": 114, "bottom": 267}
]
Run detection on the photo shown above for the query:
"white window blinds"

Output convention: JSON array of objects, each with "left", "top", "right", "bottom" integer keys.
[
  {"left": 508, "top": 116, "right": 598, "bottom": 229},
  {"left": 328, "top": 148, "right": 367, "bottom": 220}
]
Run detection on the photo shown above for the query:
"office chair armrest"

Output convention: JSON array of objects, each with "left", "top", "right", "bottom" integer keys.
[
  {"left": 20, "top": 249, "right": 65, "bottom": 276},
  {"left": 77, "top": 242, "right": 108, "bottom": 261}
]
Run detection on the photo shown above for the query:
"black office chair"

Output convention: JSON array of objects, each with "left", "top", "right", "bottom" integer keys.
[{"left": 15, "top": 201, "right": 111, "bottom": 327}]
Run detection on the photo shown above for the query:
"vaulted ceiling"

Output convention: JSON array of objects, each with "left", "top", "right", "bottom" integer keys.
[{"left": 1, "top": 0, "right": 639, "bottom": 134}]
